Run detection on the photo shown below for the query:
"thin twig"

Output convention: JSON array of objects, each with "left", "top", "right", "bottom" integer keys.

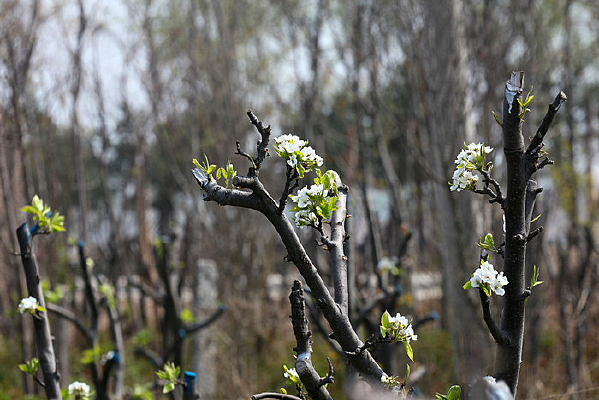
[
  {"left": 251, "top": 393, "right": 303, "bottom": 400},
  {"left": 479, "top": 288, "right": 509, "bottom": 347},
  {"left": 46, "top": 303, "right": 93, "bottom": 343}
]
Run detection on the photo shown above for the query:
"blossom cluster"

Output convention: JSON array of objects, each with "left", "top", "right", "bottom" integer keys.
[
  {"left": 380, "top": 311, "right": 418, "bottom": 343},
  {"left": 450, "top": 142, "right": 493, "bottom": 192},
  {"left": 18, "top": 296, "right": 39, "bottom": 314},
  {"left": 466, "top": 259, "right": 508, "bottom": 296},
  {"left": 283, "top": 365, "right": 300, "bottom": 386},
  {"left": 68, "top": 381, "right": 91, "bottom": 397},
  {"left": 380, "top": 373, "right": 402, "bottom": 390},
  {"left": 288, "top": 169, "right": 340, "bottom": 228},
  {"left": 289, "top": 184, "right": 328, "bottom": 227},
  {"left": 273, "top": 134, "right": 323, "bottom": 177}
]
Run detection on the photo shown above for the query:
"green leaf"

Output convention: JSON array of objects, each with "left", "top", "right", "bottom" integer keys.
[
  {"left": 296, "top": 163, "right": 306, "bottom": 178},
  {"left": 206, "top": 164, "right": 217, "bottom": 175},
  {"left": 156, "top": 370, "right": 168, "bottom": 380},
  {"left": 484, "top": 233, "right": 495, "bottom": 248},
  {"left": 280, "top": 388, "right": 287, "bottom": 394},
  {"left": 381, "top": 310, "right": 391, "bottom": 328},
  {"left": 32, "top": 195, "right": 44, "bottom": 212},
  {"left": 463, "top": 281, "right": 472, "bottom": 290},
  {"left": 81, "top": 346, "right": 103, "bottom": 364},
  {"left": 404, "top": 341, "right": 414, "bottom": 361},
  {"left": 481, "top": 285, "right": 491, "bottom": 297},
  {"left": 180, "top": 308, "right": 194, "bottom": 324},
  {"left": 447, "top": 385, "right": 461, "bottom": 400},
  {"left": 216, "top": 168, "right": 223, "bottom": 180},
  {"left": 163, "top": 382, "right": 175, "bottom": 394},
  {"left": 193, "top": 158, "right": 201, "bottom": 169},
  {"left": 132, "top": 384, "right": 153, "bottom": 400},
  {"left": 18, "top": 358, "right": 39, "bottom": 375},
  {"left": 476, "top": 233, "right": 498, "bottom": 253},
  {"left": 531, "top": 265, "right": 544, "bottom": 288},
  {"left": 492, "top": 111, "right": 502, "bottom": 127},
  {"left": 20, "top": 205, "right": 37, "bottom": 214},
  {"left": 404, "top": 364, "right": 410, "bottom": 384},
  {"left": 134, "top": 328, "right": 152, "bottom": 347}
]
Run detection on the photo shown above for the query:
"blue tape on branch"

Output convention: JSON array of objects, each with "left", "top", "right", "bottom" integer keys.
[
  {"left": 184, "top": 372, "right": 197, "bottom": 393},
  {"left": 297, "top": 352, "right": 310, "bottom": 361}
]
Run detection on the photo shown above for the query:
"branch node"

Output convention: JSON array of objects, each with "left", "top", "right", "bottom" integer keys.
[
  {"left": 526, "top": 226, "right": 543, "bottom": 243},
  {"left": 514, "top": 234, "right": 527, "bottom": 244}
]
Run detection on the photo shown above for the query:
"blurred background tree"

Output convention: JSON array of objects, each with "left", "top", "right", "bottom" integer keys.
[{"left": 0, "top": 0, "right": 597, "bottom": 399}]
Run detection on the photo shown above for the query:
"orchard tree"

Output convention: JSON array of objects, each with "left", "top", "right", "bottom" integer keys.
[{"left": 193, "top": 71, "right": 565, "bottom": 398}]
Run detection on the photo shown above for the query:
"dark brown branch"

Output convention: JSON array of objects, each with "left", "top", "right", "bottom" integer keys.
[
  {"left": 186, "top": 305, "right": 226, "bottom": 334},
  {"left": 193, "top": 168, "right": 266, "bottom": 212},
  {"left": 526, "top": 90, "right": 568, "bottom": 155},
  {"left": 236, "top": 140, "right": 256, "bottom": 170},
  {"left": 482, "top": 169, "right": 505, "bottom": 206},
  {"left": 134, "top": 347, "right": 162, "bottom": 369},
  {"left": 278, "top": 166, "right": 299, "bottom": 213},
  {"left": 127, "top": 276, "right": 164, "bottom": 303},
  {"left": 289, "top": 281, "right": 333, "bottom": 400},
  {"left": 46, "top": 303, "right": 93, "bottom": 343},
  {"left": 246, "top": 110, "right": 271, "bottom": 172},
  {"left": 526, "top": 227, "right": 543, "bottom": 243},
  {"left": 345, "top": 334, "right": 392, "bottom": 356},
  {"left": 318, "top": 358, "right": 334, "bottom": 388},
  {"left": 479, "top": 288, "right": 509, "bottom": 347}
]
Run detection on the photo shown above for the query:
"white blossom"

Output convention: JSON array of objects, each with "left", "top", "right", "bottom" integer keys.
[
  {"left": 381, "top": 311, "right": 418, "bottom": 342},
  {"left": 450, "top": 142, "right": 492, "bottom": 192},
  {"left": 289, "top": 184, "right": 332, "bottom": 227},
  {"left": 299, "top": 146, "right": 323, "bottom": 168},
  {"left": 18, "top": 296, "right": 39, "bottom": 314},
  {"left": 274, "top": 134, "right": 306, "bottom": 154},
  {"left": 273, "top": 134, "right": 322, "bottom": 172},
  {"left": 380, "top": 374, "right": 392, "bottom": 385},
  {"left": 469, "top": 259, "right": 508, "bottom": 296},
  {"left": 291, "top": 208, "right": 318, "bottom": 227},
  {"left": 284, "top": 367, "right": 298, "bottom": 380},
  {"left": 287, "top": 153, "right": 299, "bottom": 168},
  {"left": 68, "top": 381, "right": 90, "bottom": 396}
]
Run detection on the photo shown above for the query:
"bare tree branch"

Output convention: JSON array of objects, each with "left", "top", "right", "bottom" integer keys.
[
  {"left": 324, "top": 181, "right": 349, "bottom": 315},
  {"left": 479, "top": 288, "right": 509, "bottom": 347},
  {"left": 46, "top": 303, "right": 92, "bottom": 343},
  {"left": 251, "top": 393, "right": 303, "bottom": 400},
  {"left": 289, "top": 281, "right": 333, "bottom": 400}
]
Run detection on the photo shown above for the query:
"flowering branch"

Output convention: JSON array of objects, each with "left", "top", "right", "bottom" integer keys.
[
  {"left": 16, "top": 223, "right": 62, "bottom": 400},
  {"left": 477, "top": 264, "right": 509, "bottom": 347},
  {"left": 193, "top": 112, "right": 384, "bottom": 385}
]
